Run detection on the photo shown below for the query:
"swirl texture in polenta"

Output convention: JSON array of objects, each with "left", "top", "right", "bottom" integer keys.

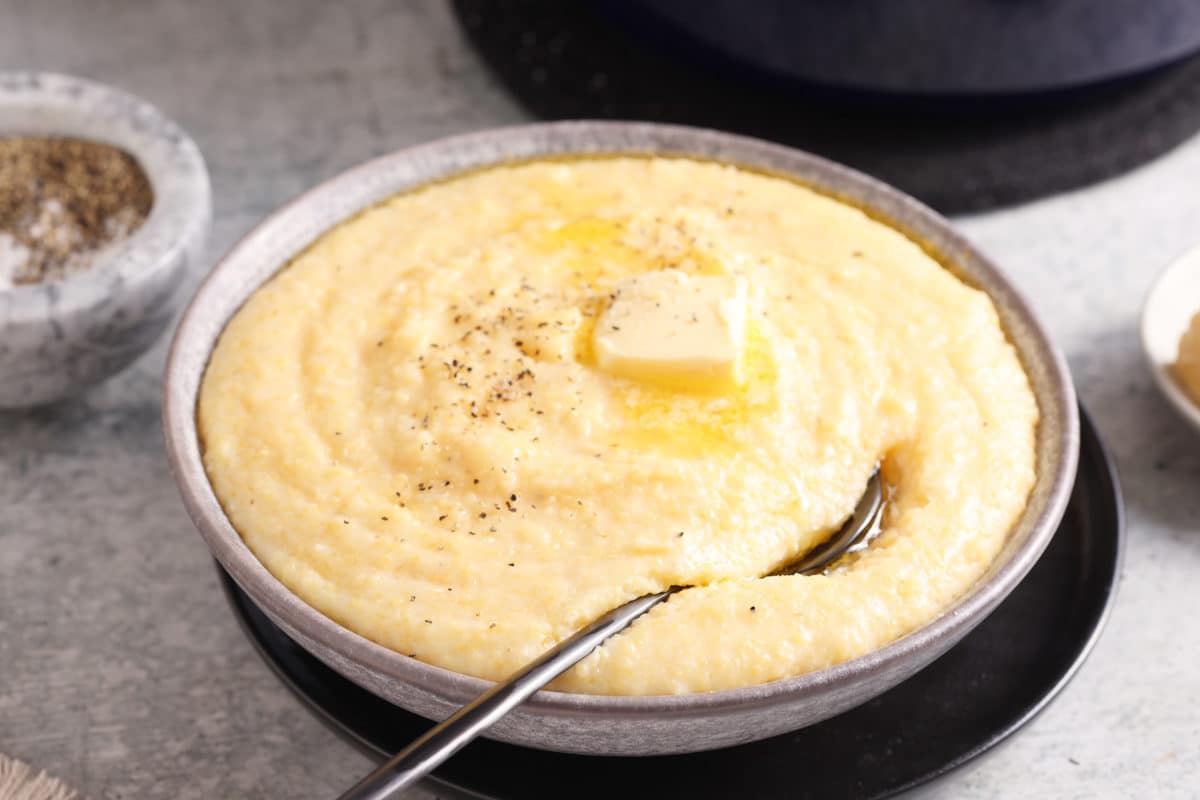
[{"left": 198, "top": 157, "right": 1037, "bottom": 695}]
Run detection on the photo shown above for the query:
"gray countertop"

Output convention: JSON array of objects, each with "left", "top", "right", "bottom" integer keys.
[{"left": 1, "top": 1, "right": 1197, "bottom": 798}]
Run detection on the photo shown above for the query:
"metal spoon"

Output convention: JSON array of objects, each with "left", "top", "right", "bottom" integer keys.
[{"left": 338, "top": 471, "right": 884, "bottom": 800}]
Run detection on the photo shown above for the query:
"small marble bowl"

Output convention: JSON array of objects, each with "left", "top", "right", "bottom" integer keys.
[{"left": 0, "top": 72, "right": 210, "bottom": 408}]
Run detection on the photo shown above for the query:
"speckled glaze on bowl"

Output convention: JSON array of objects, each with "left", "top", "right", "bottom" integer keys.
[
  {"left": 163, "top": 122, "right": 1078, "bottom": 756},
  {"left": 0, "top": 72, "right": 210, "bottom": 408}
]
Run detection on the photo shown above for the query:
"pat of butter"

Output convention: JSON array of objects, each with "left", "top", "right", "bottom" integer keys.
[{"left": 593, "top": 269, "right": 748, "bottom": 391}]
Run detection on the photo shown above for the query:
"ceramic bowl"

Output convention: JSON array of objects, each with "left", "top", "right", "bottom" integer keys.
[
  {"left": 0, "top": 72, "right": 210, "bottom": 408},
  {"left": 1141, "top": 243, "right": 1200, "bottom": 435},
  {"left": 163, "top": 121, "right": 1078, "bottom": 756}
]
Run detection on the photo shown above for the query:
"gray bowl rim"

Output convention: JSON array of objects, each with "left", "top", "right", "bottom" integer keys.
[
  {"left": 0, "top": 70, "right": 211, "bottom": 321},
  {"left": 163, "top": 120, "right": 1079, "bottom": 719}
]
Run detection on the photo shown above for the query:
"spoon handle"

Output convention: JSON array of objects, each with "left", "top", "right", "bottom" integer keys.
[{"left": 336, "top": 590, "right": 672, "bottom": 800}]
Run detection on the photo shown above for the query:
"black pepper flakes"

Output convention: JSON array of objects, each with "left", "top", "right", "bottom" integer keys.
[{"left": 0, "top": 136, "right": 154, "bottom": 286}]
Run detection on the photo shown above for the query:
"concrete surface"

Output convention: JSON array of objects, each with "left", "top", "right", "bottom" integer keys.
[{"left": 0, "top": 1, "right": 1197, "bottom": 797}]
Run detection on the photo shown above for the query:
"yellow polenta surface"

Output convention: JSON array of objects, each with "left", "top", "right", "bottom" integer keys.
[{"left": 198, "top": 157, "right": 1038, "bottom": 695}]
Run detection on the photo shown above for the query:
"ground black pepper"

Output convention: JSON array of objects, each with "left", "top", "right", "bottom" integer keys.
[{"left": 0, "top": 136, "right": 153, "bottom": 287}]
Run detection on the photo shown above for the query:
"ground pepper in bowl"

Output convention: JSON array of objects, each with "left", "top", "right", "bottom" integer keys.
[{"left": 0, "top": 136, "right": 153, "bottom": 289}]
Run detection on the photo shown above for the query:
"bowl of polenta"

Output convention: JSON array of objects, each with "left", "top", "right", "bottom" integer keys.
[{"left": 163, "top": 121, "right": 1078, "bottom": 756}]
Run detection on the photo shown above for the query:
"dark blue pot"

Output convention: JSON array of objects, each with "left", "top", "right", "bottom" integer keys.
[{"left": 595, "top": 0, "right": 1200, "bottom": 95}]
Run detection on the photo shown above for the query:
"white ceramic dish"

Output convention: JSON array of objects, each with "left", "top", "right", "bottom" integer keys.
[
  {"left": 0, "top": 71, "right": 210, "bottom": 408},
  {"left": 1141, "top": 243, "right": 1200, "bottom": 432}
]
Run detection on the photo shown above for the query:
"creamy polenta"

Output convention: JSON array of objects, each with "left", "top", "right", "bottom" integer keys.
[{"left": 198, "top": 157, "right": 1038, "bottom": 695}]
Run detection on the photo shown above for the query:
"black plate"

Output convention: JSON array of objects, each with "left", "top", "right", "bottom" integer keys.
[{"left": 220, "top": 406, "right": 1123, "bottom": 800}]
